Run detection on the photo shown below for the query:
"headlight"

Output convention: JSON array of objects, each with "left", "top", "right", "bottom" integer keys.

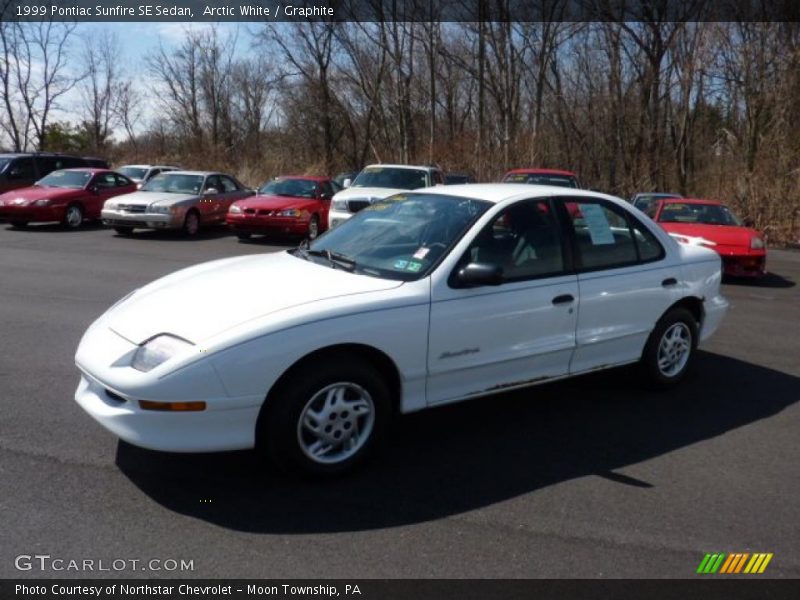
[
  {"left": 149, "top": 204, "right": 172, "bottom": 214},
  {"left": 750, "top": 237, "right": 765, "bottom": 249},
  {"left": 131, "top": 334, "right": 194, "bottom": 373},
  {"left": 332, "top": 199, "right": 349, "bottom": 211},
  {"left": 34, "top": 198, "right": 51, "bottom": 206},
  {"left": 277, "top": 209, "right": 299, "bottom": 217},
  {"left": 229, "top": 204, "right": 242, "bottom": 214},
  {"left": 105, "top": 201, "right": 117, "bottom": 210}
]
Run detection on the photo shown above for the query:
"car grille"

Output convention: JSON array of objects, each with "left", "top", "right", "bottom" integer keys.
[
  {"left": 347, "top": 199, "right": 372, "bottom": 213},
  {"left": 119, "top": 204, "right": 146, "bottom": 213}
]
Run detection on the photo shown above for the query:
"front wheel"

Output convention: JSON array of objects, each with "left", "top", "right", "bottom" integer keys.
[
  {"left": 183, "top": 210, "right": 200, "bottom": 236},
  {"left": 307, "top": 215, "right": 320, "bottom": 240},
  {"left": 640, "top": 307, "right": 698, "bottom": 388},
  {"left": 259, "top": 360, "right": 391, "bottom": 476},
  {"left": 62, "top": 204, "right": 84, "bottom": 229}
]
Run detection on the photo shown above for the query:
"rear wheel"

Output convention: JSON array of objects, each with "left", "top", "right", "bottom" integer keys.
[
  {"left": 183, "top": 210, "right": 200, "bottom": 236},
  {"left": 640, "top": 307, "right": 698, "bottom": 388},
  {"left": 259, "top": 359, "right": 390, "bottom": 476},
  {"left": 62, "top": 204, "right": 83, "bottom": 229},
  {"left": 114, "top": 226, "right": 134, "bottom": 235}
]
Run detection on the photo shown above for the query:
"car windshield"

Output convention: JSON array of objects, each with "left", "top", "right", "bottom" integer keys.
[
  {"left": 37, "top": 170, "right": 91, "bottom": 189},
  {"left": 259, "top": 178, "right": 317, "bottom": 198},
  {"left": 142, "top": 174, "right": 204, "bottom": 194},
  {"left": 118, "top": 167, "right": 148, "bottom": 180},
  {"left": 503, "top": 173, "right": 577, "bottom": 188},
  {"left": 351, "top": 167, "right": 429, "bottom": 190},
  {"left": 658, "top": 202, "right": 742, "bottom": 226},
  {"left": 298, "top": 193, "right": 491, "bottom": 281}
]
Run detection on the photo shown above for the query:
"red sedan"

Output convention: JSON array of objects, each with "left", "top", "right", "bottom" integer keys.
[
  {"left": 649, "top": 198, "right": 767, "bottom": 278},
  {"left": 226, "top": 176, "right": 334, "bottom": 241},
  {"left": 0, "top": 168, "right": 136, "bottom": 229}
]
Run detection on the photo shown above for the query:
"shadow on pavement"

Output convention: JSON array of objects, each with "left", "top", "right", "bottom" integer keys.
[
  {"left": 723, "top": 271, "right": 795, "bottom": 289},
  {"left": 116, "top": 351, "right": 799, "bottom": 533}
]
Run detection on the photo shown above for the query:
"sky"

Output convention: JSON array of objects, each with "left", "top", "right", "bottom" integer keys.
[{"left": 55, "top": 22, "right": 257, "bottom": 134}]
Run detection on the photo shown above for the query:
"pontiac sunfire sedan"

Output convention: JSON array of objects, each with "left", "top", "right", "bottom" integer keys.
[{"left": 75, "top": 185, "right": 729, "bottom": 475}]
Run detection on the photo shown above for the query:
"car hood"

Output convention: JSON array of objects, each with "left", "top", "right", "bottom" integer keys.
[
  {"left": 104, "top": 251, "right": 403, "bottom": 345},
  {"left": 235, "top": 194, "right": 319, "bottom": 210},
  {"left": 332, "top": 186, "right": 408, "bottom": 201},
  {"left": 659, "top": 222, "right": 761, "bottom": 247},
  {"left": 109, "top": 190, "right": 197, "bottom": 206},
  {"left": 0, "top": 186, "right": 80, "bottom": 203}
]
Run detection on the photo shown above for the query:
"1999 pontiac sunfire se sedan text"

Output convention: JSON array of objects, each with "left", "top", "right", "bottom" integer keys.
[{"left": 75, "top": 185, "right": 729, "bottom": 475}]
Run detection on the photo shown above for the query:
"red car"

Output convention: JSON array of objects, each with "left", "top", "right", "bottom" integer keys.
[
  {"left": 649, "top": 198, "right": 767, "bottom": 278},
  {"left": 502, "top": 168, "right": 581, "bottom": 188},
  {"left": 226, "top": 176, "right": 335, "bottom": 241},
  {"left": 0, "top": 168, "right": 136, "bottom": 229}
]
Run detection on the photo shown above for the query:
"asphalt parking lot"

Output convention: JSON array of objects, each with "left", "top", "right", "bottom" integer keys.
[{"left": 0, "top": 222, "right": 798, "bottom": 579}]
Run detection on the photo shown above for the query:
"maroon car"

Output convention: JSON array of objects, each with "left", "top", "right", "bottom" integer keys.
[
  {"left": 226, "top": 176, "right": 335, "bottom": 241},
  {"left": 0, "top": 168, "right": 136, "bottom": 229}
]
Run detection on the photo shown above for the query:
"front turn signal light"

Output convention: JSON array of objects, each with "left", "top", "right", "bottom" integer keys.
[{"left": 139, "top": 400, "right": 206, "bottom": 412}]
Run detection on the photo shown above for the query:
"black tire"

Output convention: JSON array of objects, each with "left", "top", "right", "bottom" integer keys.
[
  {"left": 236, "top": 232, "right": 252, "bottom": 240},
  {"left": 258, "top": 359, "right": 391, "bottom": 476},
  {"left": 10, "top": 220, "right": 28, "bottom": 228},
  {"left": 307, "top": 215, "right": 320, "bottom": 240},
  {"left": 640, "top": 307, "right": 698, "bottom": 389},
  {"left": 183, "top": 210, "right": 200, "bottom": 236},
  {"left": 62, "top": 204, "right": 84, "bottom": 229},
  {"left": 114, "top": 226, "right": 134, "bottom": 235}
]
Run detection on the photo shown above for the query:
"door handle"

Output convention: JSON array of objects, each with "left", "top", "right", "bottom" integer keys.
[
  {"left": 661, "top": 277, "right": 678, "bottom": 287},
  {"left": 552, "top": 294, "right": 575, "bottom": 305}
]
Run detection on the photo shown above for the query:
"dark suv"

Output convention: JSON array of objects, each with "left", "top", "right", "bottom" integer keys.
[{"left": 0, "top": 153, "right": 109, "bottom": 194}]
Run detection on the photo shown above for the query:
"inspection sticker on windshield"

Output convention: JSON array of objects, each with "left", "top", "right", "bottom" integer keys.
[
  {"left": 394, "top": 259, "right": 409, "bottom": 270},
  {"left": 581, "top": 203, "right": 615, "bottom": 245},
  {"left": 413, "top": 247, "right": 430, "bottom": 259},
  {"left": 407, "top": 261, "right": 423, "bottom": 273}
]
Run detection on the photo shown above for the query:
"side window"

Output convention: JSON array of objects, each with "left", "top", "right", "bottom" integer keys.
[
  {"left": 433, "top": 170, "right": 444, "bottom": 185},
  {"left": 204, "top": 175, "right": 222, "bottom": 192},
  {"left": 630, "top": 219, "right": 665, "bottom": 262},
  {"left": 147, "top": 169, "right": 160, "bottom": 180},
  {"left": 320, "top": 182, "right": 334, "bottom": 197},
  {"left": 219, "top": 176, "right": 239, "bottom": 192},
  {"left": 465, "top": 199, "right": 564, "bottom": 282},
  {"left": 94, "top": 173, "right": 117, "bottom": 189},
  {"left": 7, "top": 157, "right": 35, "bottom": 180},
  {"left": 562, "top": 199, "right": 656, "bottom": 271},
  {"left": 115, "top": 174, "right": 133, "bottom": 187}
]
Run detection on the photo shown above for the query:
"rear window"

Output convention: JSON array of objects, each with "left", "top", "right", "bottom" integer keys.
[{"left": 503, "top": 173, "right": 578, "bottom": 188}]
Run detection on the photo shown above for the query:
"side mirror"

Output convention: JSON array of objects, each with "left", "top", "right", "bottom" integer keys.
[
  {"left": 89, "top": 185, "right": 99, "bottom": 194},
  {"left": 342, "top": 178, "right": 352, "bottom": 188},
  {"left": 205, "top": 187, "right": 219, "bottom": 195},
  {"left": 453, "top": 262, "right": 504, "bottom": 288}
]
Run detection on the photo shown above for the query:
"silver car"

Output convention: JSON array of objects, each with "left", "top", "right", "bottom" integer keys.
[
  {"left": 102, "top": 171, "right": 254, "bottom": 236},
  {"left": 116, "top": 164, "right": 182, "bottom": 189}
]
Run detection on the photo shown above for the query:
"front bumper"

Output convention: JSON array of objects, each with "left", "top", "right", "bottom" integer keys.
[
  {"left": 226, "top": 213, "right": 309, "bottom": 236},
  {"left": 74, "top": 324, "right": 263, "bottom": 452},
  {"left": 0, "top": 203, "right": 67, "bottom": 223},
  {"left": 327, "top": 209, "right": 353, "bottom": 229},
  {"left": 101, "top": 208, "right": 181, "bottom": 230},
  {"left": 719, "top": 251, "right": 767, "bottom": 278}
]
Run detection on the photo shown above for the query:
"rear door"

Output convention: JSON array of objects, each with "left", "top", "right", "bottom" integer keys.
[
  {"left": 427, "top": 198, "right": 579, "bottom": 405},
  {"left": 556, "top": 196, "right": 682, "bottom": 373}
]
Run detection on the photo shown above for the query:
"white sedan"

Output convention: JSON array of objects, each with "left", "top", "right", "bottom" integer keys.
[{"left": 74, "top": 185, "right": 729, "bottom": 475}]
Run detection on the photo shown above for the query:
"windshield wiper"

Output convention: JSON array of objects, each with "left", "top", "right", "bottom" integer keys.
[{"left": 298, "top": 248, "right": 357, "bottom": 272}]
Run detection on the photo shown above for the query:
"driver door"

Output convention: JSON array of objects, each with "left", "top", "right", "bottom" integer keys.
[{"left": 426, "top": 198, "right": 579, "bottom": 405}]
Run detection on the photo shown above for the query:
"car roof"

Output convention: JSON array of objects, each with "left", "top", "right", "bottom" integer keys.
[
  {"left": 661, "top": 198, "right": 724, "bottom": 206},
  {"left": 633, "top": 192, "right": 681, "bottom": 197},
  {"left": 505, "top": 168, "right": 578, "bottom": 177},
  {"left": 362, "top": 164, "right": 435, "bottom": 171},
  {"left": 59, "top": 168, "right": 110, "bottom": 174},
  {"left": 413, "top": 183, "right": 618, "bottom": 205},
  {"left": 161, "top": 170, "right": 219, "bottom": 176},
  {"left": 120, "top": 164, "right": 180, "bottom": 169},
  {"left": 275, "top": 175, "right": 330, "bottom": 182}
]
